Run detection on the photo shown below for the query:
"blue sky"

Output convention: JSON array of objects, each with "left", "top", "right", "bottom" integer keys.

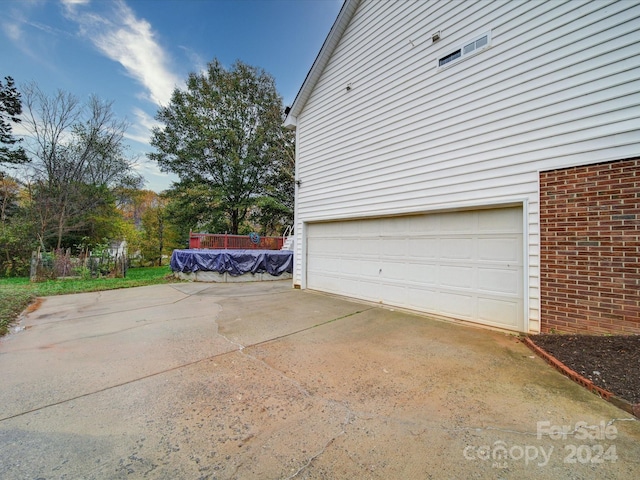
[{"left": 1, "top": 0, "right": 343, "bottom": 191}]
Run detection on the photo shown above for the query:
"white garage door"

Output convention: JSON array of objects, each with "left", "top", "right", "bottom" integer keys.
[{"left": 306, "top": 207, "right": 524, "bottom": 331}]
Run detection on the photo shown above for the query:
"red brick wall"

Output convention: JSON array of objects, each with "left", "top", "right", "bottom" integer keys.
[{"left": 539, "top": 158, "right": 640, "bottom": 334}]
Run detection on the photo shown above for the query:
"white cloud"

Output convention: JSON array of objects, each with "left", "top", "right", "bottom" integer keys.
[
  {"left": 1, "top": 3, "right": 73, "bottom": 70},
  {"left": 1, "top": 8, "right": 31, "bottom": 52},
  {"left": 122, "top": 108, "right": 179, "bottom": 191},
  {"left": 11, "top": 120, "right": 31, "bottom": 139},
  {"left": 178, "top": 45, "right": 207, "bottom": 75},
  {"left": 133, "top": 158, "right": 178, "bottom": 192},
  {"left": 2, "top": 21, "right": 22, "bottom": 42},
  {"left": 123, "top": 107, "right": 160, "bottom": 145},
  {"left": 62, "top": 0, "right": 182, "bottom": 107}
]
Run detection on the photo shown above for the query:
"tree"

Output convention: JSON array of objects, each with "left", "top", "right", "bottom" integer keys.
[
  {"left": 115, "top": 188, "right": 162, "bottom": 228},
  {"left": 149, "top": 59, "right": 294, "bottom": 235},
  {"left": 0, "top": 76, "right": 28, "bottom": 168},
  {"left": 0, "top": 175, "right": 36, "bottom": 276},
  {"left": 20, "top": 84, "right": 141, "bottom": 249},
  {"left": 163, "top": 179, "right": 227, "bottom": 241},
  {"left": 253, "top": 126, "right": 295, "bottom": 235},
  {"left": 140, "top": 195, "right": 180, "bottom": 266},
  {"left": 0, "top": 174, "right": 20, "bottom": 222}
]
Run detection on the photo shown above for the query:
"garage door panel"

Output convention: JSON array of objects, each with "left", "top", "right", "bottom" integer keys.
[
  {"left": 380, "top": 216, "right": 408, "bottom": 233},
  {"left": 345, "top": 280, "right": 377, "bottom": 301},
  {"left": 383, "top": 283, "right": 409, "bottom": 305},
  {"left": 307, "top": 254, "right": 339, "bottom": 273},
  {"left": 412, "top": 215, "right": 441, "bottom": 233},
  {"left": 321, "top": 222, "right": 344, "bottom": 236},
  {"left": 478, "top": 297, "right": 520, "bottom": 327},
  {"left": 478, "top": 207, "right": 522, "bottom": 232},
  {"left": 359, "top": 220, "right": 381, "bottom": 235},
  {"left": 478, "top": 237, "right": 521, "bottom": 262},
  {"left": 407, "top": 287, "right": 440, "bottom": 310},
  {"left": 342, "top": 238, "right": 369, "bottom": 255},
  {"left": 440, "top": 265, "right": 475, "bottom": 288},
  {"left": 339, "top": 258, "right": 363, "bottom": 275},
  {"left": 308, "top": 273, "right": 341, "bottom": 293},
  {"left": 408, "top": 238, "right": 439, "bottom": 258},
  {"left": 381, "top": 237, "right": 406, "bottom": 252},
  {"left": 307, "top": 207, "right": 524, "bottom": 331},
  {"left": 440, "top": 238, "right": 475, "bottom": 259},
  {"left": 310, "top": 273, "right": 372, "bottom": 300},
  {"left": 440, "top": 211, "right": 475, "bottom": 232},
  {"left": 407, "top": 264, "right": 439, "bottom": 284},
  {"left": 380, "top": 261, "right": 409, "bottom": 280},
  {"left": 439, "top": 291, "right": 475, "bottom": 319},
  {"left": 359, "top": 261, "right": 381, "bottom": 278},
  {"left": 308, "top": 237, "right": 337, "bottom": 254},
  {"left": 477, "top": 267, "right": 521, "bottom": 295}
]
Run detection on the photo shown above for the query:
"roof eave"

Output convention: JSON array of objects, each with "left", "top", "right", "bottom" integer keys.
[{"left": 283, "top": 114, "right": 297, "bottom": 130}]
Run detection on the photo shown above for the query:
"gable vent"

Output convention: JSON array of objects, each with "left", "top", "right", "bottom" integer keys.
[
  {"left": 439, "top": 49, "right": 461, "bottom": 67},
  {"left": 464, "top": 35, "right": 488, "bottom": 54},
  {"left": 439, "top": 31, "right": 491, "bottom": 69}
]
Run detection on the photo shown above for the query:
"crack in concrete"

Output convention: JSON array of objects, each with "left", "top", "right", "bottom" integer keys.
[
  {"left": 214, "top": 329, "right": 245, "bottom": 353},
  {"left": 206, "top": 305, "right": 636, "bottom": 475},
  {"left": 210, "top": 307, "right": 374, "bottom": 402},
  {"left": 226, "top": 345, "right": 363, "bottom": 478},
  {"left": 5, "top": 283, "right": 639, "bottom": 477},
  {"left": 0, "top": 302, "right": 369, "bottom": 422},
  {"left": 239, "top": 348, "right": 312, "bottom": 399},
  {"left": 286, "top": 405, "right": 353, "bottom": 479},
  {"left": 209, "top": 311, "right": 372, "bottom": 478}
]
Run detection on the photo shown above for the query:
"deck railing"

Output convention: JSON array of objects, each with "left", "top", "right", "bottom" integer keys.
[{"left": 189, "top": 233, "right": 284, "bottom": 250}]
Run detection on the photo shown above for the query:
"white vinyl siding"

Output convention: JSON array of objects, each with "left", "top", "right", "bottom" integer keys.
[{"left": 292, "top": 0, "right": 640, "bottom": 333}]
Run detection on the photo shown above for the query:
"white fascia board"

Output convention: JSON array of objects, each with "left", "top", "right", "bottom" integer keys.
[{"left": 283, "top": 0, "right": 360, "bottom": 129}]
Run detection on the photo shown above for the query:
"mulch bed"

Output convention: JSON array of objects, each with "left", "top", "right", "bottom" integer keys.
[{"left": 528, "top": 334, "right": 640, "bottom": 408}]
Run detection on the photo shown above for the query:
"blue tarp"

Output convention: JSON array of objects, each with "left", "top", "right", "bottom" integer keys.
[{"left": 170, "top": 249, "right": 293, "bottom": 276}]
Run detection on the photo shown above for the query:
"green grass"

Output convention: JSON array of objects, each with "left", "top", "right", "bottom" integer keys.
[{"left": 0, "top": 266, "right": 175, "bottom": 336}]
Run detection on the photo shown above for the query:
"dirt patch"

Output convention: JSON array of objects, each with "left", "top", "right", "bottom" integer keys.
[
  {"left": 24, "top": 297, "right": 44, "bottom": 314},
  {"left": 529, "top": 334, "right": 640, "bottom": 405}
]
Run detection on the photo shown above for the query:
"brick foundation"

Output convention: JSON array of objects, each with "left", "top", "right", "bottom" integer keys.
[{"left": 539, "top": 158, "right": 640, "bottom": 334}]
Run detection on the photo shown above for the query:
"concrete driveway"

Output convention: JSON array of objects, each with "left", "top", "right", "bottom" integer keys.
[{"left": 0, "top": 281, "right": 638, "bottom": 479}]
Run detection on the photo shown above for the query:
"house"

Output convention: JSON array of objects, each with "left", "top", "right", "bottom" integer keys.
[
  {"left": 108, "top": 240, "right": 127, "bottom": 259},
  {"left": 284, "top": 0, "right": 640, "bottom": 335}
]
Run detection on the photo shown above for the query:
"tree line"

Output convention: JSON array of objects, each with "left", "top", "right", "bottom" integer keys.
[{"left": 0, "top": 60, "right": 294, "bottom": 276}]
